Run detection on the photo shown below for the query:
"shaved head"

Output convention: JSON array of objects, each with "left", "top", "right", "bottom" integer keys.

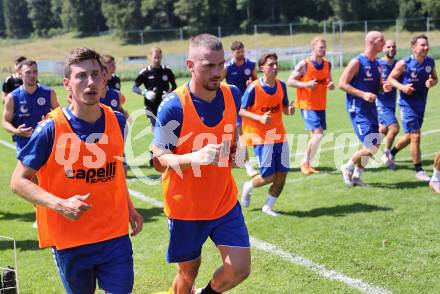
[
  {"left": 365, "top": 31, "right": 384, "bottom": 45},
  {"left": 189, "top": 34, "right": 223, "bottom": 60}
]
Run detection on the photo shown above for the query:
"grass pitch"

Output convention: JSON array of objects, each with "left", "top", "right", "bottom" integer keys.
[{"left": 1, "top": 68, "right": 440, "bottom": 293}]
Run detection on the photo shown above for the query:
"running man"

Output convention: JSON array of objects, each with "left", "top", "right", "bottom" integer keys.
[
  {"left": 2, "top": 56, "right": 26, "bottom": 103},
  {"left": 240, "top": 52, "right": 294, "bottom": 216},
  {"left": 101, "top": 54, "right": 121, "bottom": 91},
  {"left": 430, "top": 152, "right": 440, "bottom": 193},
  {"left": 100, "top": 64, "right": 128, "bottom": 118},
  {"left": 339, "top": 31, "right": 385, "bottom": 187},
  {"left": 132, "top": 47, "right": 177, "bottom": 131},
  {"left": 287, "top": 36, "right": 335, "bottom": 175},
  {"left": 377, "top": 40, "right": 399, "bottom": 169},
  {"left": 2, "top": 60, "right": 59, "bottom": 154},
  {"left": 10, "top": 48, "right": 143, "bottom": 294},
  {"left": 152, "top": 34, "right": 251, "bottom": 294},
  {"left": 387, "top": 34, "right": 438, "bottom": 181},
  {"left": 223, "top": 40, "right": 258, "bottom": 177}
]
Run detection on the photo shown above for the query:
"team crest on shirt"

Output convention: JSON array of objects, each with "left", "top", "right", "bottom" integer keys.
[
  {"left": 111, "top": 99, "right": 118, "bottom": 107},
  {"left": 244, "top": 68, "right": 251, "bottom": 76},
  {"left": 410, "top": 69, "right": 418, "bottom": 79},
  {"left": 425, "top": 66, "right": 432, "bottom": 73},
  {"left": 365, "top": 69, "right": 372, "bottom": 78},
  {"left": 37, "top": 97, "right": 46, "bottom": 106},
  {"left": 162, "top": 75, "right": 169, "bottom": 81},
  {"left": 19, "top": 104, "right": 28, "bottom": 113}
]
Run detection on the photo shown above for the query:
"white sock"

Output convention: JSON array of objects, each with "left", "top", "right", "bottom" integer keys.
[
  {"left": 433, "top": 168, "right": 440, "bottom": 181},
  {"left": 264, "top": 194, "right": 277, "bottom": 209},
  {"left": 309, "top": 133, "right": 323, "bottom": 163},
  {"left": 302, "top": 155, "right": 310, "bottom": 165},
  {"left": 345, "top": 160, "right": 355, "bottom": 171},
  {"left": 244, "top": 180, "right": 254, "bottom": 192},
  {"left": 384, "top": 148, "right": 390, "bottom": 155},
  {"left": 353, "top": 166, "right": 364, "bottom": 179}
]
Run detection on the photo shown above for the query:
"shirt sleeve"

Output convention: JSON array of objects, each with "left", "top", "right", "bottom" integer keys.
[
  {"left": 229, "top": 85, "right": 242, "bottom": 115},
  {"left": 134, "top": 69, "right": 147, "bottom": 87},
  {"left": 241, "top": 83, "right": 256, "bottom": 109},
  {"left": 153, "top": 93, "right": 183, "bottom": 150},
  {"left": 17, "top": 119, "right": 55, "bottom": 171},
  {"left": 114, "top": 111, "right": 127, "bottom": 141},
  {"left": 281, "top": 81, "right": 289, "bottom": 106}
]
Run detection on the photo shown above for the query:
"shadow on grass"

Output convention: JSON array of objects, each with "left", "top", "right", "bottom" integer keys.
[
  {"left": 288, "top": 166, "right": 336, "bottom": 173},
  {"left": 275, "top": 202, "right": 392, "bottom": 218},
  {"left": 0, "top": 239, "right": 39, "bottom": 251},
  {"left": 367, "top": 180, "right": 429, "bottom": 189},
  {"left": 0, "top": 211, "right": 35, "bottom": 223},
  {"left": 136, "top": 207, "right": 164, "bottom": 223}
]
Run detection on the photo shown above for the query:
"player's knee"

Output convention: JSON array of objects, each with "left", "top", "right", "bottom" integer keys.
[
  {"left": 411, "top": 132, "right": 421, "bottom": 142},
  {"left": 390, "top": 124, "right": 400, "bottom": 135},
  {"left": 228, "top": 263, "right": 251, "bottom": 284},
  {"left": 311, "top": 133, "right": 323, "bottom": 142},
  {"left": 177, "top": 267, "right": 199, "bottom": 284},
  {"left": 379, "top": 125, "right": 386, "bottom": 134}
]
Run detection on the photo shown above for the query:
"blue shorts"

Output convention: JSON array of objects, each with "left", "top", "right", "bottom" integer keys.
[
  {"left": 52, "top": 235, "right": 133, "bottom": 294},
  {"left": 167, "top": 202, "right": 250, "bottom": 263},
  {"left": 300, "top": 109, "right": 326, "bottom": 130},
  {"left": 400, "top": 105, "right": 424, "bottom": 133},
  {"left": 349, "top": 113, "right": 381, "bottom": 148},
  {"left": 377, "top": 105, "right": 397, "bottom": 127},
  {"left": 254, "top": 141, "right": 290, "bottom": 178}
]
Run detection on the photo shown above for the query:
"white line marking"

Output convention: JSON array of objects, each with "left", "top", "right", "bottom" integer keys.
[
  {"left": 0, "top": 140, "right": 16, "bottom": 150},
  {"left": 0, "top": 139, "right": 400, "bottom": 293},
  {"left": 251, "top": 237, "right": 391, "bottom": 294}
]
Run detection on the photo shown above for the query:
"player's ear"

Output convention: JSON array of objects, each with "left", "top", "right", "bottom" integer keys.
[
  {"left": 187, "top": 59, "right": 194, "bottom": 72},
  {"left": 63, "top": 78, "right": 71, "bottom": 91}
]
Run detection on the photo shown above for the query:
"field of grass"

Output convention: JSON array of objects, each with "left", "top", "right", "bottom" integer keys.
[
  {"left": 2, "top": 30, "right": 440, "bottom": 76},
  {"left": 1, "top": 68, "right": 440, "bottom": 293}
]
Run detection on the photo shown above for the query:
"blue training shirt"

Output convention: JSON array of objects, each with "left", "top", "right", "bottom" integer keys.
[
  {"left": 398, "top": 55, "right": 435, "bottom": 113},
  {"left": 17, "top": 106, "right": 126, "bottom": 171},
  {"left": 241, "top": 78, "right": 289, "bottom": 109},
  {"left": 225, "top": 58, "right": 256, "bottom": 94},
  {"left": 100, "top": 87, "right": 121, "bottom": 111},
  {"left": 376, "top": 58, "right": 397, "bottom": 110},
  {"left": 153, "top": 83, "right": 242, "bottom": 150},
  {"left": 346, "top": 54, "right": 381, "bottom": 120},
  {"left": 11, "top": 84, "right": 52, "bottom": 149}
]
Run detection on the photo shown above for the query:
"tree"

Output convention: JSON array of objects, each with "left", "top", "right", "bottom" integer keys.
[
  {"left": 27, "top": 0, "right": 53, "bottom": 36},
  {"left": 3, "top": 0, "right": 33, "bottom": 38},
  {"left": 141, "top": 0, "right": 179, "bottom": 29},
  {"left": 399, "top": 0, "right": 425, "bottom": 31},
  {"left": 101, "top": 0, "right": 144, "bottom": 42},
  {"left": 61, "top": 0, "right": 107, "bottom": 36},
  {"left": 0, "top": 0, "right": 5, "bottom": 37}
]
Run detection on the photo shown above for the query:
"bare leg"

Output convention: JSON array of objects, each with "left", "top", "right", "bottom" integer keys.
[
  {"left": 172, "top": 258, "right": 201, "bottom": 294},
  {"left": 409, "top": 131, "right": 421, "bottom": 164},
  {"left": 209, "top": 246, "right": 251, "bottom": 292}
]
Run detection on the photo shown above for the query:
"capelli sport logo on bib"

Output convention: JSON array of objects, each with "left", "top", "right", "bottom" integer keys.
[{"left": 65, "top": 162, "right": 117, "bottom": 183}]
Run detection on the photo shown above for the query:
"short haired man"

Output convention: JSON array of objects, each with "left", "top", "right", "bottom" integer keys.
[
  {"left": 387, "top": 34, "right": 438, "bottom": 181},
  {"left": 101, "top": 54, "right": 121, "bottom": 91},
  {"left": 2, "top": 56, "right": 26, "bottom": 103},
  {"left": 223, "top": 40, "right": 259, "bottom": 177},
  {"left": 152, "top": 34, "right": 251, "bottom": 294},
  {"left": 10, "top": 48, "right": 143, "bottom": 294},
  {"left": 377, "top": 40, "right": 399, "bottom": 170},
  {"left": 339, "top": 31, "right": 385, "bottom": 187},
  {"left": 287, "top": 36, "right": 335, "bottom": 175},
  {"left": 2, "top": 60, "right": 59, "bottom": 154},
  {"left": 240, "top": 52, "right": 294, "bottom": 216}
]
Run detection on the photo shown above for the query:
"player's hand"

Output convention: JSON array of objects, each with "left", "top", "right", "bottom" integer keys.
[
  {"left": 246, "top": 77, "right": 253, "bottom": 86},
  {"left": 57, "top": 193, "right": 92, "bottom": 220},
  {"left": 382, "top": 82, "right": 393, "bottom": 93},
  {"left": 15, "top": 124, "right": 33, "bottom": 138},
  {"left": 306, "top": 79, "right": 317, "bottom": 89},
  {"left": 259, "top": 111, "right": 272, "bottom": 125},
  {"left": 288, "top": 104, "right": 295, "bottom": 115},
  {"left": 426, "top": 75, "right": 435, "bottom": 88},
  {"left": 129, "top": 207, "right": 143, "bottom": 237},
  {"left": 402, "top": 83, "right": 415, "bottom": 95},
  {"left": 327, "top": 80, "right": 335, "bottom": 90},
  {"left": 189, "top": 144, "right": 222, "bottom": 165},
  {"left": 362, "top": 92, "right": 377, "bottom": 103}
]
